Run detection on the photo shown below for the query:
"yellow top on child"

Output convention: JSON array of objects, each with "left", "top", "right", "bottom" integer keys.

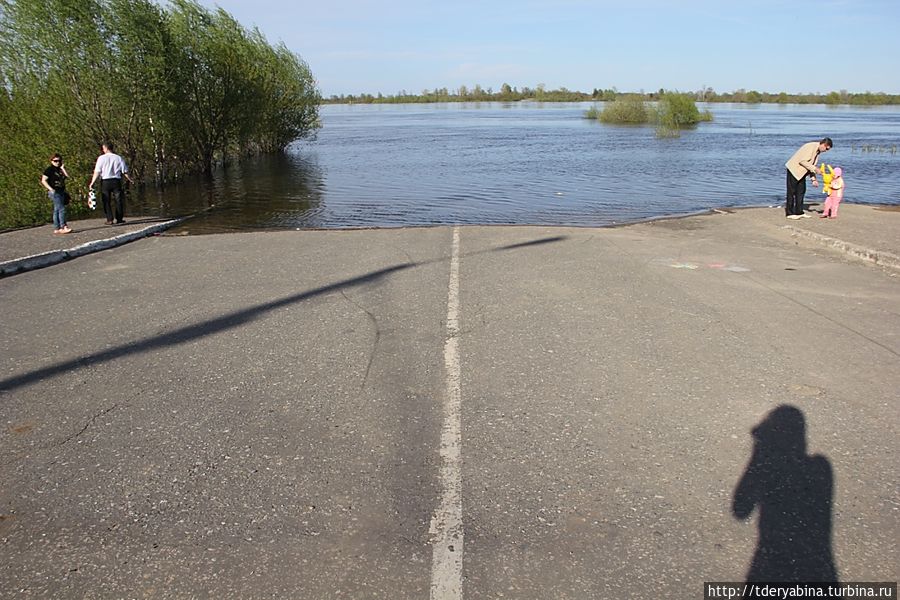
[{"left": 819, "top": 164, "right": 836, "bottom": 194}]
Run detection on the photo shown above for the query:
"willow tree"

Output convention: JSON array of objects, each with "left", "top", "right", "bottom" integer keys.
[
  {"left": 0, "top": 0, "right": 103, "bottom": 223},
  {"left": 0, "top": 0, "right": 172, "bottom": 218},
  {"left": 105, "top": 0, "right": 174, "bottom": 181},
  {"left": 164, "top": 1, "right": 246, "bottom": 172},
  {"left": 164, "top": 0, "right": 320, "bottom": 173},
  {"left": 251, "top": 41, "right": 321, "bottom": 153},
  {"left": 0, "top": 0, "right": 320, "bottom": 229},
  {"left": 0, "top": 0, "right": 155, "bottom": 160}
]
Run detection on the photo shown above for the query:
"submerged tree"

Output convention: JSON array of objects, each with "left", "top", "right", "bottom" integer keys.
[
  {"left": 598, "top": 95, "right": 650, "bottom": 124},
  {"left": 656, "top": 92, "right": 712, "bottom": 128}
]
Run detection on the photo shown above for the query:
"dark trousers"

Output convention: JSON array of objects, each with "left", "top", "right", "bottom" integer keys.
[
  {"left": 785, "top": 170, "right": 806, "bottom": 216},
  {"left": 101, "top": 178, "right": 125, "bottom": 223}
]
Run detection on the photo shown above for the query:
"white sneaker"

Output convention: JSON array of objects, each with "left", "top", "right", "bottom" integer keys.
[
  {"left": 801, "top": 213, "right": 812, "bottom": 218},
  {"left": 787, "top": 214, "right": 803, "bottom": 220}
]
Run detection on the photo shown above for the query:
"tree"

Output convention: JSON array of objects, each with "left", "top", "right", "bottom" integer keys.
[
  {"left": 106, "top": 0, "right": 173, "bottom": 180},
  {"left": 657, "top": 92, "right": 706, "bottom": 127},
  {"left": 0, "top": 0, "right": 321, "bottom": 228}
]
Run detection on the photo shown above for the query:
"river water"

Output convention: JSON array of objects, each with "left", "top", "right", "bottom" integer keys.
[{"left": 131, "top": 102, "right": 900, "bottom": 233}]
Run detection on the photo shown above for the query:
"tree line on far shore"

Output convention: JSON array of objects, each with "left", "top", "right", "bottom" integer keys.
[
  {"left": 325, "top": 85, "right": 900, "bottom": 106},
  {"left": 0, "top": 0, "right": 321, "bottom": 230}
]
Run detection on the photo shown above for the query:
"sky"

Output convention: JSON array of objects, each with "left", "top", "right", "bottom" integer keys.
[{"left": 192, "top": 0, "right": 900, "bottom": 98}]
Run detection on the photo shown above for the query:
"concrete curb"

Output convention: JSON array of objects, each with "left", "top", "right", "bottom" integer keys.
[
  {"left": 0, "top": 218, "right": 183, "bottom": 278},
  {"left": 783, "top": 224, "right": 900, "bottom": 272}
]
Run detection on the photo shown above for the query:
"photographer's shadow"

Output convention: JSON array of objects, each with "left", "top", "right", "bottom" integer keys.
[{"left": 732, "top": 405, "right": 839, "bottom": 582}]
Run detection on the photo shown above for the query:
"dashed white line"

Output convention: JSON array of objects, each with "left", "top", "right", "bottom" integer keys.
[{"left": 430, "top": 226, "right": 463, "bottom": 600}]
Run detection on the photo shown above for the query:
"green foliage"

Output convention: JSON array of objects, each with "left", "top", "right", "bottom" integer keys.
[
  {"left": 583, "top": 91, "right": 712, "bottom": 136},
  {"left": 598, "top": 95, "right": 650, "bottom": 124},
  {"left": 592, "top": 88, "right": 618, "bottom": 101},
  {"left": 325, "top": 86, "right": 900, "bottom": 107},
  {"left": 657, "top": 92, "right": 705, "bottom": 126},
  {"left": 654, "top": 92, "right": 713, "bottom": 137},
  {"left": 692, "top": 88, "right": 899, "bottom": 106},
  {"left": 0, "top": 0, "right": 320, "bottom": 229},
  {"left": 326, "top": 84, "right": 595, "bottom": 104}
]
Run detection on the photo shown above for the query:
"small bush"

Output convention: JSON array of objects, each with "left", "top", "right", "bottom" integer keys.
[
  {"left": 654, "top": 92, "right": 713, "bottom": 137},
  {"left": 583, "top": 105, "right": 601, "bottom": 119},
  {"left": 657, "top": 92, "right": 712, "bottom": 129},
  {"left": 656, "top": 93, "right": 703, "bottom": 128},
  {"left": 599, "top": 95, "right": 650, "bottom": 124}
]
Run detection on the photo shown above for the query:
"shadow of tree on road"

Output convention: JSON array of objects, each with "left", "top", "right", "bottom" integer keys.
[
  {"left": 0, "top": 263, "right": 414, "bottom": 394},
  {"left": 0, "top": 234, "right": 570, "bottom": 394}
]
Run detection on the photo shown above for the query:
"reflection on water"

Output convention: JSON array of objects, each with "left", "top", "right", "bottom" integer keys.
[
  {"left": 128, "top": 103, "right": 900, "bottom": 234},
  {"left": 131, "top": 153, "right": 327, "bottom": 234}
]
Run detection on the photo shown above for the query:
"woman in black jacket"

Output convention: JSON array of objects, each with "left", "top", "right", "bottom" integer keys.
[{"left": 41, "top": 153, "right": 71, "bottom": 234}]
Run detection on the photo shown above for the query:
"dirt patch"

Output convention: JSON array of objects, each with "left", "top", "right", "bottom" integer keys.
[
  {"left": 7, "top": 422, "right": 35, "bottom": 434},
  {"left": 0, "top": 514, "right": 14, "bottom": 536},
  {"left": 789, "top": 384, "right": 825, "bottom": 397}
]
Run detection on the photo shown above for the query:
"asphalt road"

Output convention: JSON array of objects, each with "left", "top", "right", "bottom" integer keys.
[{"left": 1, "top": 214, "right": 897, "bottom": 598}]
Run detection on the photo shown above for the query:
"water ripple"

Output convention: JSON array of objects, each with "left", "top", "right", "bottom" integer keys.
[{"left": 131, "top": 102, "right": 900, "bottom": 233}]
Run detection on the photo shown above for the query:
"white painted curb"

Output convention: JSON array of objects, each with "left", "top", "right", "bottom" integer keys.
[{"left": 0, "top": 219, "right": 183, "bottom": 277}]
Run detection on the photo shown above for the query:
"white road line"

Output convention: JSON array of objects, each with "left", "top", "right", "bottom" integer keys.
[{"left": 430, "top": 226, "right": 464, "bottom": 600}]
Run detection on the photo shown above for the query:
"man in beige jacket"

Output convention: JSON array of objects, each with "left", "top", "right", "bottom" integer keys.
[{"left": 785, "top": 138, "right": 832, "bottom": 219}]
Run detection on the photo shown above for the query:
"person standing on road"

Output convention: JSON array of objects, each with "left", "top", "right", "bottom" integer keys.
[
  {"left": 41, "top": 153, "right": 71, "bottom": 235},
  {"left": 785, "top": 138, "right": 832, "bottom": 219},
  {"left": 89, "top": 142, "right": 134, "bottom": 225}
]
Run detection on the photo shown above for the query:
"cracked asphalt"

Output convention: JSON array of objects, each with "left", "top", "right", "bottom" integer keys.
[{"left": 1, "top": 213, "right": 898, "bottom": 598}]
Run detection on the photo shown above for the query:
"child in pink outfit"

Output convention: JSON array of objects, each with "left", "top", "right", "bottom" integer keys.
[{"left": 821, "top": 167, "right": 845, "bottom": 218}]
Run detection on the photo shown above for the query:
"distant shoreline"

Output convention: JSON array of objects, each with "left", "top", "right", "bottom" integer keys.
[{"left": 323, "top": 88, "right": 900, "bottom": 107}]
